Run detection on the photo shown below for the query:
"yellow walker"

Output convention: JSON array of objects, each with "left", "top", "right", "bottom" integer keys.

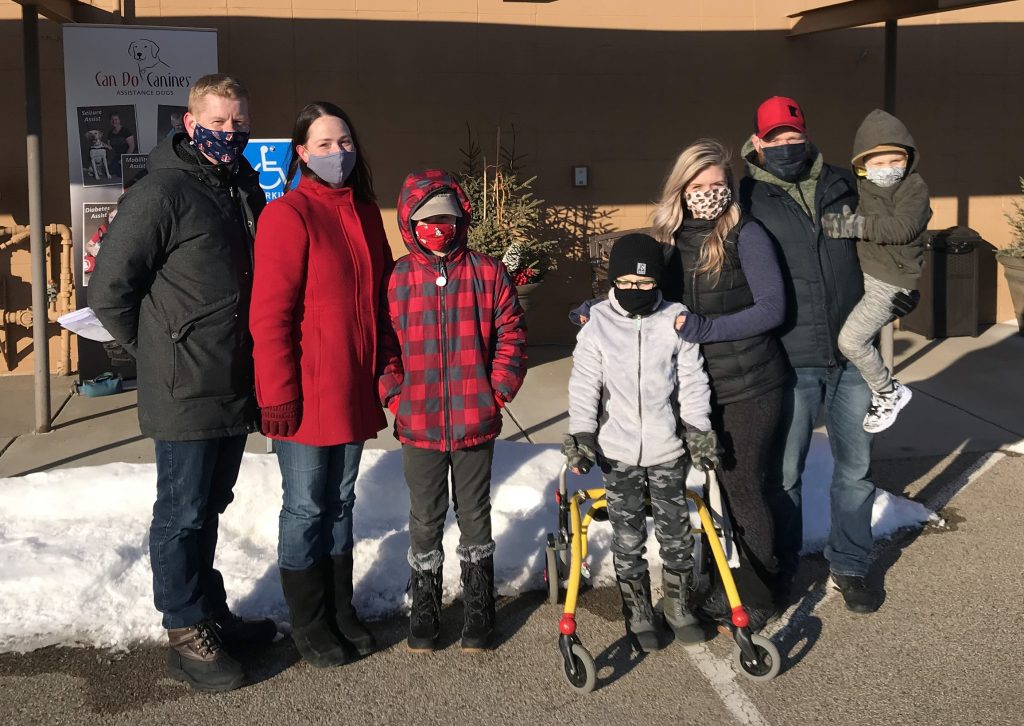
[{"left": 543, "top": 458, "right": 782, "bottom": 693}]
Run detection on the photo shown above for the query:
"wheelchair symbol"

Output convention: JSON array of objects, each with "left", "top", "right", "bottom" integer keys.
[{"left": 252, "top": 144, "right": 288, "bottom": 191}]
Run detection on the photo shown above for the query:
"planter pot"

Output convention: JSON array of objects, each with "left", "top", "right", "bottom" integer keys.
[
  {"left": 515, "top": 282, "right": 542, "bottom": 312},
  {"left": 997, "top": 252, "right": 1024, "bottom": 334}
]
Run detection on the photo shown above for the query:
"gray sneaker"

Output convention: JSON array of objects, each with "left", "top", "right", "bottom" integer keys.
[{"left": 863, "top": 380, "right": 912, "bottom": 433}]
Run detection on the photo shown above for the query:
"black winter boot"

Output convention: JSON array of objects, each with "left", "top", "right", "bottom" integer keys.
[
  {"left": 280, "top": 561, "right": 349, "bottom": 667},
  {"left": 617, "top": 573, "right": 661, "bottom": 653},
  {"left": 407, "top": 550, "right": 444, "bottom": 652},
  {"left": 166, "top": 621, "right": 245, "bottom": 692},
  {"left": 212, "top": 609, "right": 278, "bottom": 652},
  {"left": 661, "top": 568, "right": 707, "bottom": 644},
  {"left": 458, "top": 545, "right": 496, "bottom": 652},
  {"left": 329, "top": 553, "right": 376, "bottom": 657}
]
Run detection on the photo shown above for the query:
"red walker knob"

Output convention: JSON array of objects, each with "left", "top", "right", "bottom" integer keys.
[
  {"left": 731, "top": 606, "right": 750, "bottom": 628},
  {"left": 558, "top": 615, "right": 576, "bottom": 636}
]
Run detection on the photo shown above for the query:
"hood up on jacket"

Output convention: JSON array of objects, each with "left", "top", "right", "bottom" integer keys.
[
  {"left": 396, "top": 169, "right": 473, "bottom": 265},
  {"left": 850, "top": 109, "right": 919, "bottom": 174}
]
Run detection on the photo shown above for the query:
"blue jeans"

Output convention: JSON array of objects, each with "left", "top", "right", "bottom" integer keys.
[
  {"left": 766, "top": 364, "right": 875, "bottom": 577},
  {"left": 275, "top": 440, "right": 364, "bottom": 571},
  {"left": 151, "top": 435, "right": 247, "bottom": 629}
]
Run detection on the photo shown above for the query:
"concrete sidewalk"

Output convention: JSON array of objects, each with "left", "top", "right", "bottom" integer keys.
[
  {"left": 0, "top": 325, "right": 1021, "bottom": 725},
  {"left": 2, "top": 324, "right": 1021, "bottom": 477}
]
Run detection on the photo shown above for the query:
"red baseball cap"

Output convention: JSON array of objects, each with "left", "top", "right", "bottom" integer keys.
[{"left": 756, "top": 96, "right": 806, "bottom": 138}]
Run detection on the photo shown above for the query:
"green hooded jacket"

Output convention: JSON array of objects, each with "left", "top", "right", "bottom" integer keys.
[{"left": 850, "top": 109, "right": 931, "bottom": 290}]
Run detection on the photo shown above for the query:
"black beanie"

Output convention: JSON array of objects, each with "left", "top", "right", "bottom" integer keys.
[{"left": 607, "top": 233, "right": 665, "bottom": 286}]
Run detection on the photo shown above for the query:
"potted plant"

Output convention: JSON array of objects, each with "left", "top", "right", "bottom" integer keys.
[
  {"left": 459, "top": 125, "right": 557, "bottom": 311},
  {"left": 998, "top": 176, "right": 1024, "bottom": 334}
]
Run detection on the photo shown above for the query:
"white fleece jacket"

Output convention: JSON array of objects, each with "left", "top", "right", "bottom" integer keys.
[{"left": 568, "top": 291, "right": 712, "bottom": 468}]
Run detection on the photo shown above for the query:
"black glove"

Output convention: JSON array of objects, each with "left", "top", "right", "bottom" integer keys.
[
  {"left": 102, "top": 340, "right": 134, "bottom": 365},
  {"left": 561, "top": 432, "right": 598, "bottom": 474},
  {"left": 685, "top": 430, "right": 721, "bottom": 470},
  {"left": 890, "top": 290, "right": 921, "bottom": 320},
  {"left": 821, "top": 205, "right": 866, "bottom": 240}
]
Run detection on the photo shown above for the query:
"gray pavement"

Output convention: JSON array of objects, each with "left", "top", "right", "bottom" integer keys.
[{"left": 0, "top": 325, "right": 1022, "bottom": 725}]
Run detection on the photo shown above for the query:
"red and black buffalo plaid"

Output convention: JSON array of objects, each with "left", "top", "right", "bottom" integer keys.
[{"left": 378, "top": 169, "right": 528, "bottom": 451}]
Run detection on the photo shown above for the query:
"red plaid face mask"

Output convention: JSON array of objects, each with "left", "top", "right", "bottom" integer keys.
[{"left": 416, "top": 222, "right": 457, "bottom": 252}]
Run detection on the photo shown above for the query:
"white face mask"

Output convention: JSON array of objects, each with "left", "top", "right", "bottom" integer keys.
[
  {"left": 684, "top": 186, "right": 733, "bottom": 220},
  {"left": 866, "top": 166, "right": 906, "bottom": 188}
]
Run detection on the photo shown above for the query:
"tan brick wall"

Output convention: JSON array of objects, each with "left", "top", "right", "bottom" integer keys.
[{"left": 1, "top": 0, "right": 1023, "bottom": 369}]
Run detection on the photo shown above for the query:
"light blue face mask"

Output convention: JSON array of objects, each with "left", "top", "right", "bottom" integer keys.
[
  {"left": 866, "top": 166, "right": 906, "bottom": 188},
  {"left": 306, "top": 148, "right": 357, "bottom": 186}
]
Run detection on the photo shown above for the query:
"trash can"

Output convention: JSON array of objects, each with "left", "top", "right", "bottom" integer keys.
[{"left": 901, "top": 226, "right": 982, "bottom": 338}]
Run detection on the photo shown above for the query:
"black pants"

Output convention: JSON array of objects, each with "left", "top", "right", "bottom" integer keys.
[
  {"left": 402, "top": 441, "right": 495, "bottom": 557},
  {"left": 711, "top": 387, "right": 783, "bottom": 604}
]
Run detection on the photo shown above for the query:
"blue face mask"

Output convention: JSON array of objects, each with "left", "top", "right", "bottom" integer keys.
[
  {"left": 305, "top": 148, "right": 357, "bottom": 186},
  {"left": 191, "top": 123, "right": 250, "bottom": 165}
]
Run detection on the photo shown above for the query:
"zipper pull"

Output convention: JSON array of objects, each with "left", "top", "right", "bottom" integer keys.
[{"left": 435, "top": 258, "right": 447, "bottom": 287}]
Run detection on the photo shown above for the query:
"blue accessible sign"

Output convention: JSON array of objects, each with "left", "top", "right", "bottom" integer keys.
[{"left": 244, "top": 138, "right": 296, "bottom": 201}]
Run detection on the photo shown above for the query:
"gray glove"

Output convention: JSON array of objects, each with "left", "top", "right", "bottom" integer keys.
[
  {"left": 561, "top": 432, "right": 598, "bottom": 474},
  {"left": 685, "top": 430, "right": 721, "bottom": 470},
  {"left": 102, "top": 340, "right": 134, "bottom": 365},
  {"left": 821, "top": 205, "right": 866, "bottom": 240}
]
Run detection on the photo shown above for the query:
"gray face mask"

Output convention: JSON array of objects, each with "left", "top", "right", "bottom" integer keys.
[
  {"left": 306, "top": 148, "right": 357, "bottom": 186},
  {"left": 865, "top": 166, "right": 905, "bottom": 188}
]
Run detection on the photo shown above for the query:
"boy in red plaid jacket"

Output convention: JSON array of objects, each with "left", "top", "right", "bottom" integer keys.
[{"left": 378, "top": 169, "right": 527, "bottom": 653}]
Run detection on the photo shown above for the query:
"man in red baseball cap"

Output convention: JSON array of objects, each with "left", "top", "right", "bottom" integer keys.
[
  {"left": 738, "top": 97, "right": 884, "bottom": 616},
  {"left": 749, "top": 96, "right": 811, "bottom": 183}
]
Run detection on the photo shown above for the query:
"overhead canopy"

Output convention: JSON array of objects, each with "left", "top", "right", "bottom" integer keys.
[
  {"left": 11, "top": 0, "right": 123, "bottom": 24},
  {"left": 789, "top": 0, "right": 1013, "bottom": 36}
]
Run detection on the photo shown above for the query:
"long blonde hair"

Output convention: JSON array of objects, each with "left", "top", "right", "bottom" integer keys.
[{"left": 651, "top": 138, "right": 741, "bottom": 283}]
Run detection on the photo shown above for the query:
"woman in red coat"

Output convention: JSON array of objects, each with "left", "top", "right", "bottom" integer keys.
[{"left": 250, "top": 102, "right": 392, "bottom": 667}]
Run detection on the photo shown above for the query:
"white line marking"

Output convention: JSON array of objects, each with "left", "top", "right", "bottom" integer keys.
[{"left": 684, "top": 643, "right": 771, "bottom": 726}]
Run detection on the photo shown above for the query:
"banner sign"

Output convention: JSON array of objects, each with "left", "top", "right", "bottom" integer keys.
[
  {"left": 63, "top": 24, "right": 218, "bottom": 288},
  {"left": 63, "top": 25, "right": 217, "bottom": 380}
]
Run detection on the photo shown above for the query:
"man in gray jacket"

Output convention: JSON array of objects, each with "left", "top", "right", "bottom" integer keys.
[{"left": 562, "top": 234, "right": 719, "bottom": 652}]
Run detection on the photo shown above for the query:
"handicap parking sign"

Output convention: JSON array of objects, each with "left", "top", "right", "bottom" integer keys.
[{"left": 244, "top": 139, "right": 297, "bottom": 200}]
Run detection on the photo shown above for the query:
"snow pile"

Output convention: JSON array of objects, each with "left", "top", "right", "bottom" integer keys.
[{"left": 0, "top": 435, "right": 931, "bottom": 652}]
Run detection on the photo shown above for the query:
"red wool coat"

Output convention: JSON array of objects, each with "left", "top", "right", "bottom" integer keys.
[
  {"left": 251, "top": 175, "right": 393, "bottom": 446},
  {"left": 377, "top": 169, "right": 528, "bottom": 451}
]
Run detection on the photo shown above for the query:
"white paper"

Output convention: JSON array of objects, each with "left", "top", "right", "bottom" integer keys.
[{"left": 57, "top": 307, "right": 114, "bottom": 342}]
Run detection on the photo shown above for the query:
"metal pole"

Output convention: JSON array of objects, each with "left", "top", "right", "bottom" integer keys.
[
  {"left": 23, "top": 3, "right": 51, "bottom": 434},
  {"left": 879, "top": 19, "right": 898, "bottom": 374}
]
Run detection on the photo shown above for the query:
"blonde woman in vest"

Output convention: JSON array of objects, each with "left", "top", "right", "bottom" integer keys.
[{"left": 653, "top": 138, "right": 790, "bottom": 631}]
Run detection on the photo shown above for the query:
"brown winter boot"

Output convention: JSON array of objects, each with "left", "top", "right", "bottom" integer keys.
[{"left": 166, "top": 621, "right": 245, "bottom": 692}]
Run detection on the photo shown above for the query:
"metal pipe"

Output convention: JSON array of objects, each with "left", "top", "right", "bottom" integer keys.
[
  {"left": 880, "top": 18, "right": 898, "bottom": 374},
  {"left": 23, "top": 3, "right": 50, "bottom": 433}
]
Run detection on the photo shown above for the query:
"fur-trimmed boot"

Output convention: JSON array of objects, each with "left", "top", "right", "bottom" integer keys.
[
  {"left": 407, "top": 549, "right": 444, "bottom": 652},
  {"left": 662, "top": 567, "right": 707, "bottom": 644},
  {"left": 617, "top": 572, "right": 661, "bottom": 653},
  {"left": 458, "top": 543, "right": 496, "bottom": 652}
]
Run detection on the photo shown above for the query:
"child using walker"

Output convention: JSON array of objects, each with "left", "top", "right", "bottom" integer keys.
[
  {"left": 379, "top": 169, "right": 527, "bottom": 653},
  {"left": 562, "top": 233, "right": 719, "bottom": 652}
]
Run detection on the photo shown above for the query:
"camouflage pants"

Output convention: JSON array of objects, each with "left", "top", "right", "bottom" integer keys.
[{"left": 602, "top": 456, "right": 694, "bottom": 580}]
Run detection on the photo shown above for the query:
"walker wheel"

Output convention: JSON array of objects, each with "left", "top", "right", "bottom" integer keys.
[
  {"left": 544, "top": 545, "right": 561, "bottom": 604},
  {"left": 562, "top": 643, "right": 597, "bottom": 693},
  {"left": 733, "top": 633, "right": 782, "bottom": 681}
]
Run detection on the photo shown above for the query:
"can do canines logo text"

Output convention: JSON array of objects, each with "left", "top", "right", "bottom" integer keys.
[{"left": 94, "top": 39, "right": 193, "bottom": 95}]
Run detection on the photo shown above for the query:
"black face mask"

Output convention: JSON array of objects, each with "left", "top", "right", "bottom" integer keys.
[
  {"left": 615, "top": 288, "right": 661, "bottom": 317},
  {"left": 762, "top": 142, "right": 809, "bottom": 182}
]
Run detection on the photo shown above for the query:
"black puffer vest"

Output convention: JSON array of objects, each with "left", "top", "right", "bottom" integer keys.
[{"left": 671, "top": 216, "right": 789, "bottom": 406}]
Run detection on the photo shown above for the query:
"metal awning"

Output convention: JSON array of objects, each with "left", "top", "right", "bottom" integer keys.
[{"left": 789, "top": 0, "right": 1013, "bottom": 36}]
